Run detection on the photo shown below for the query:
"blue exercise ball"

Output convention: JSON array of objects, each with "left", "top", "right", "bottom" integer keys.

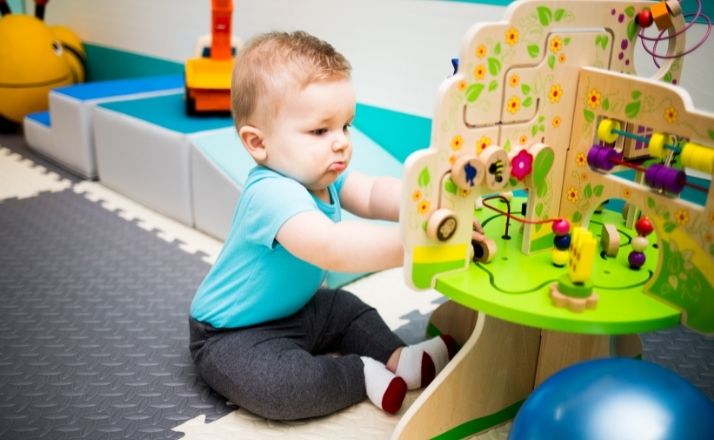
[{"left": 509, "top": 357, "right": 714, "bottom": 440}]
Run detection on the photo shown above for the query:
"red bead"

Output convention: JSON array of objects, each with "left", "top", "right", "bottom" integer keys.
[
  {"left": 636, "top": 217, "right": 654, "bottom": 236},
  {"left": 552, "top": 218, "right": 570, "bottom": 236},
  {"left": 636, "top": 9, "right": 654, "bottom": 28}
]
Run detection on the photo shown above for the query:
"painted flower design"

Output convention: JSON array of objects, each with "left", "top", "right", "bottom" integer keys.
[
  {"left": 457, "top": 80, "right": 467, "bottom": 91},
  {"left": 664, "top": 106, "right": 678, "bottom": 123},
  {"left": 451, "top": 135, "right": 463, "bottom": 150},
  {"left": 576, "top": 152, "right": 586, "bottom": 166},
  {"left": 566, "top": 186, "right": 579, "bottom": 203},
  {"left": 675, "top": 208, "right": 689, "bottom": 225},
  {"left": 418, "top": 200, "right": 431, "bottom": 215},
  {"left": 518, "top": 134, "right": 529, "bottom": 146},
  {"left": 552, "top": 116, "right": 562, "bottom": 128},
  {"left": 511, "top": 149, "right": 533, "bottom": 180},
  {"left": 558, "top": 53, "right": 567, "bottom": 64},
  {"left": 505, "top": 27, "right": 519, "bottom": 46},
  {"left": 549, "top": 84, "right": 563, "bottom": 103},
  {"left": 449, "top": 154, "right": 457, "bottom": 165},
  {"left": 507, "top": 96, "right": 521, "bottom": 114},
  {"left": 550, "top": 36, "right": 563, "bottom": 53},
  {"left": 509, "top": 74, "right": 520, "bottom": 88},
  {"left": 476, "top": 136, "right": 492, "bottom": 153},
  {"left": 623, "top": 188, "right": 632, "bottom": 199},
  {"left": 411, "top": 190, "right": 422, "bottom": 201},
  {"left": 476, "top": 44, "right": 487, "bottom": 58},
  {"left": 586, "top": 89, "right": 601, "bottom": 109},
  {"left": 474, "top": 64, "right": 487, "bottom": 80},
  {"left": 459, "top": 188, "right": 471, "bottom": 197}
]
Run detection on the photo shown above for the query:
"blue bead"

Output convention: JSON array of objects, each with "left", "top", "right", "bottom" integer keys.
[
  {"left": 509, "top": 358, "right": 714, "bottom": 440},
  {"left": 554, "top": 234, "right": 571, "bottom": 250}
]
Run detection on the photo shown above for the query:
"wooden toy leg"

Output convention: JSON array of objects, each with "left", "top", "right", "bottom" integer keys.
[
  {"left": 534, "top": 330, "right": 611, "bottom": 387},
  {"left": 392, "top": 308, "right": 541, "bottom": 439}
]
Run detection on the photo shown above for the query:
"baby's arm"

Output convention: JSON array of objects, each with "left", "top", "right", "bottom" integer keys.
[
  {"left": 338, "top": 171, "right": 401, "bottom": 221},
  {"left": 276, "top": 211, "right": 403, "bottom": 273}
]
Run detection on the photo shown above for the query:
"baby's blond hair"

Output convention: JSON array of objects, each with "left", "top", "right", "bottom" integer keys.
[{"left": 231, "top": 31, "right": 351, "bottom": 132}]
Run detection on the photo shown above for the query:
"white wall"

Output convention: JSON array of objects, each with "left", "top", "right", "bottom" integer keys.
[{"left": 39, "top": 0, "right": 714, "bottom": 115}]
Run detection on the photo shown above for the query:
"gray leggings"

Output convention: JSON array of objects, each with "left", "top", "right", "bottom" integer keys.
[{"left": 189, "top": 288, "right": 405, "bottom": 420}]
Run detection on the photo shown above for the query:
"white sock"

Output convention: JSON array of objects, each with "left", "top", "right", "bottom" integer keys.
[
  {"left": 395, "top": 336, "right": 452, "bottom": 390},
  {"left": 361, "top": 356, "right": 407, "bottom": 414}
]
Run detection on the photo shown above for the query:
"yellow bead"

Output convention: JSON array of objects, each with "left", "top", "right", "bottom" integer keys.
[
  {"left": 597, "top": 119, "right": 620, "bottom": 144},
  {"left": 648, "top": 132, "right": 670, "bottom": 159},
  {"left": 681, "top": 142, "right": 714, "bottom": 174},
  {"left": 551, "top": 248, "right": 569, "bottom": 267}
]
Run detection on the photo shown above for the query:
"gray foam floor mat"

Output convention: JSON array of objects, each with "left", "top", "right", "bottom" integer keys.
[{"left": 0, "top": 189, "right": 231, "bottom": 439}]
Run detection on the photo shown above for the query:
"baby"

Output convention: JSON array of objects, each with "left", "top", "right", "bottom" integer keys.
[{"left": 189, "top": 31, "right": 454, "bottom": 420}]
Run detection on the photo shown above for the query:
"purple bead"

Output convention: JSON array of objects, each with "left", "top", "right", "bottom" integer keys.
[
  {"left": 554, "top": 234, "right": 571, "bottom": 250},
  {"left": 552, "top": 219, "right": 570, "bottom": 236},
  {"left": 589, "top": 146, "right": 622, "bottom": 172},
  {"left": 628, "top": 251, "right": 646, "bottom": 268},
  {"left": 645, "top": 164, "right": 686, "bottom": 194}
]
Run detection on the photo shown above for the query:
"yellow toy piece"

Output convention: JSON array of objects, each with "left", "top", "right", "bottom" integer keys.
[
  {"left": 681, "top": 142, "right": 714, "bottom": 174},
  {"left": 568, "top": 227, "right": 596, "bottom": 284},
  {"left": 596, "top": 119, "right": 620, "bottom": 144},
  {"left": 50, "top": 25, "right": 86, "bottom": 83},
  {"left": 647, "top": 132, "right": 671, "bottom": 158},
  {"left": 0, "top": 13, "right": 84, "bottom": 126}
]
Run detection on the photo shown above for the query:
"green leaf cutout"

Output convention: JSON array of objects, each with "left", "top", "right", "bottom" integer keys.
[
  {"left": 554, "top": 8, "right": 565, "bottom": 22},
  {"left": 593, "top": 184, "right": 604, "bottom": 197},
  {"left": 523, "top": 96, "right": 533, "bottom": 107},
  {"left": 584, "top": 109, "right": 594, "bottom": 122},
  {"left": 584, "top": 183, "right": 592, "bottom": 198},
  {"left": 536, "top": 202, "right": 544, "bottom": 216},
  {"left": 647, "top": 196, "right": 655, "bottom": 209},
  {"left": 418, "top": 166, "right": 431, "bottom": 187},
  {"left": 466, "top": 83, "right": 485, "bottom": 102},
  {"left": 708, "top": 130, "right": 714, "bottom": 140},
  {"left": 494, "top": 42, "right": 502, "bottom": 55},
  {"left": 664, "top": 72, "right": 673, "bottom": 83},
  {"left": 537, "top": 6, "right": 553, "bottom": 26},
  {"left": 527, "top": 44, "right": 540, "bottom": 58},
  {"left": 625, "top": 6, "right": 635, "bottom": 17},
  {"left": 602, "top": 98, "right": 610, "bottom": 111},
  {"left": 548, "top": 54, "right": 556, "bottom": 69},
  {"left": 564, "top": 37, "right": 571, "bottom": 46},
  {"left": 487, "top": 57, "right": 502, "bottom": 76},
  {"left": 521, "top": 84, "right": 531, "bottom": 95},
  {"left": 625, "top": 101, "right": 641, "bottom": 119},
  {"left": 627, "top": 19, "right": 638, "bottom": 42},
  {"left": 631, "top": 90, "right": 642, "bottom": 100},
  {"left": 531, "top": 125, "right": 539, "bottom": 137},
  {"left": 534, "top": 148, "right": 554, "bottom": 198},
  {"left": 572, "top": 211, "right": 582, "bottom": 223},
  {"left": 488, "top": 80, "right": 499, "bottom": 91},
  {"left": 509, "top": 177, "right": 518, "bottom": 187}
]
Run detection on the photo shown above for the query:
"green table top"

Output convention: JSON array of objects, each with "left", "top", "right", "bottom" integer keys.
[{"left": 434, "top": 206, "right": 682, "bottom": 335}]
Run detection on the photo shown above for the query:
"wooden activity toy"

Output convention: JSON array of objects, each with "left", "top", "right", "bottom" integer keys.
[{"left": 395, "top": 0, "right": 713, "bottom": 438}]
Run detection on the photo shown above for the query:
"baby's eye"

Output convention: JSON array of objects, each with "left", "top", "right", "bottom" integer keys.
[
  {"left": 311, "top": 128, "right": 328, "bottom": 136},
  {"left": 343, "top": 123, "right": 352, "bottom": 132}
]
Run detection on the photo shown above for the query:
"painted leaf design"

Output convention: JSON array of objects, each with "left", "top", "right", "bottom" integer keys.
[
  {"left": 664, "top": 222, "right": 677, "bottom": 233},
  {"left": 534, "top": 148, "right": 554, "bottom": 197},
  {"left": 647, "top": 196, "right": 655, "bottom": 209},
  {"left": 631, "top": 90, "right": 642, "bottom": 100},
  {"left": 536, "top": 202, "right": 544, "bottom": 216},
  {"left": 488, "top": 80, "right": 498, "bottom": 91},
  {"left": 445, "top": 178, "right": 458, "bottom": 195},
  {"left": 625, "top": 6, "right": 635, "bottom": 17},
  {"left": 564, "top": 37, "right": 571, "bottom": 46},
  {"left": 488, "top": 57, "right": 502, "bottom": 76},
  {"left": 527, "top": 44, "right": 540, "bottom": 58},
  {"left": 554, "top": 8, "right": 565, "bottom": 22},
  {"left": 584, "top": 183, "right": 592, "bottom": 198},
  {"left": 523, "top": 97, "right": 533, "bottom": 107},
  {"left": 537, "top": 6, "right": 552, "bottom": 26},
  {"left": 708, "top": 130, "right": 714, "bottom": 140},
  {"left": 466, "top": 83, "right": 485, "bottom": 102},
  {"left": 625, "top": 101, "right": 641, "bottom": 118},
  {"left": 584, "top": 109, "right": 594, "bottom": 122},
  {"left": 548, "top": 55, "right": 556, "bottom": 69},
  {"left": 572, "top": 211, "right": 582, "bottom": 223},
  {"left": 494, "top": 42, "right": 502, "bottom": 55},
  {"left": 627, "top": 20, "right": 638, "bottom": 42},
  {"left": 418, "top": 166, "right": 431, "bottom": 187},
  {"left": 593, "top": 184, "right": 604, "bottom": 197},
  {"left": 602, "top": 98, "right": 610, "bottom": 111},
  {"left": 521, "top": 84, "right": 531, "bottom": 95}
]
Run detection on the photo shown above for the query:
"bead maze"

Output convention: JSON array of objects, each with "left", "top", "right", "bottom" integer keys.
[{"left": 395, "top": 1, "right": 712, "bottom": 438}]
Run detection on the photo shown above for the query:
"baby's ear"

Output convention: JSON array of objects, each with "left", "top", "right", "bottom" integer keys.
[{"left": 239, "top": 125, "right": 267, "bottom": 162}]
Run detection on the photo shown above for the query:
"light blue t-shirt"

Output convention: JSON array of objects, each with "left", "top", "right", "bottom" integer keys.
[{"left": 190, "top": 166, "right": 346, "bottom": 328}]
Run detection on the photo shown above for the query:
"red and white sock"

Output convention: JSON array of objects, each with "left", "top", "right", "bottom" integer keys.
[
  {"left": 361, "top": 356, "right": 407, "bottom": 414},
  {"left": 395, "top": 335, "right": 457, "bottom": 390}
]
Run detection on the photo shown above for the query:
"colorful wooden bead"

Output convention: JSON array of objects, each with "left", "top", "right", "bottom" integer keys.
[
  {"left": 551, "top": 248, "right": 569, "bottom": 267},
  {"left": 651, "top": 1, "right": 673, "bottom": 31},
  {"left": 631, "top": 236, "right": 649, "bottom": 252},
  {"left": 552, "top": 218, "right": 570, "bottom": 236},
  {"left": 635, "top": 217, "right": 654, "bottom": 236},
  {"left": 587, "top": 145, "right": 621, "bottom": 171},
  {"left": 636, "top": 9, "right": 654, "bottom": 28},
  {"left": 480, "top": 145, "right": 511, "bottom": 191},
  {"left": 628, "top": 250, "right": 646, "bottom": 269},
  {"left": 647, "top": 132, "right": 670, "bottom": 159},
  {"left": 644, "top": 163, "right": 686, "bottom": 194},
  {"left": 426, "top": 209, "right": 458, "bottom": 242},
  {"left": 471, "top": 237, "right": 497, "bottom": 263},
  {"left": 601, "top": 224, "right": 620, "bottom": 257},
  {"left": 681, "top": 142, "right": 714, "bottom": 174},
  {"left": 554, "top": 234, "right": 571, "bottom": 250},
  {"left": 597, "top": 119, "right": 621, "bottom": 144}
]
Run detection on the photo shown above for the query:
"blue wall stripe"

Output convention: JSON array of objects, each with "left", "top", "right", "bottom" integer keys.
[{"left": 354, "top": 103, "right": 431, "bottom": 164}]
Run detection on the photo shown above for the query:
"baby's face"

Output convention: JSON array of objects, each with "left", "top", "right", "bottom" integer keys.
[{"left": 261, "top": 78, "right": 355, "bottom": 197}]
